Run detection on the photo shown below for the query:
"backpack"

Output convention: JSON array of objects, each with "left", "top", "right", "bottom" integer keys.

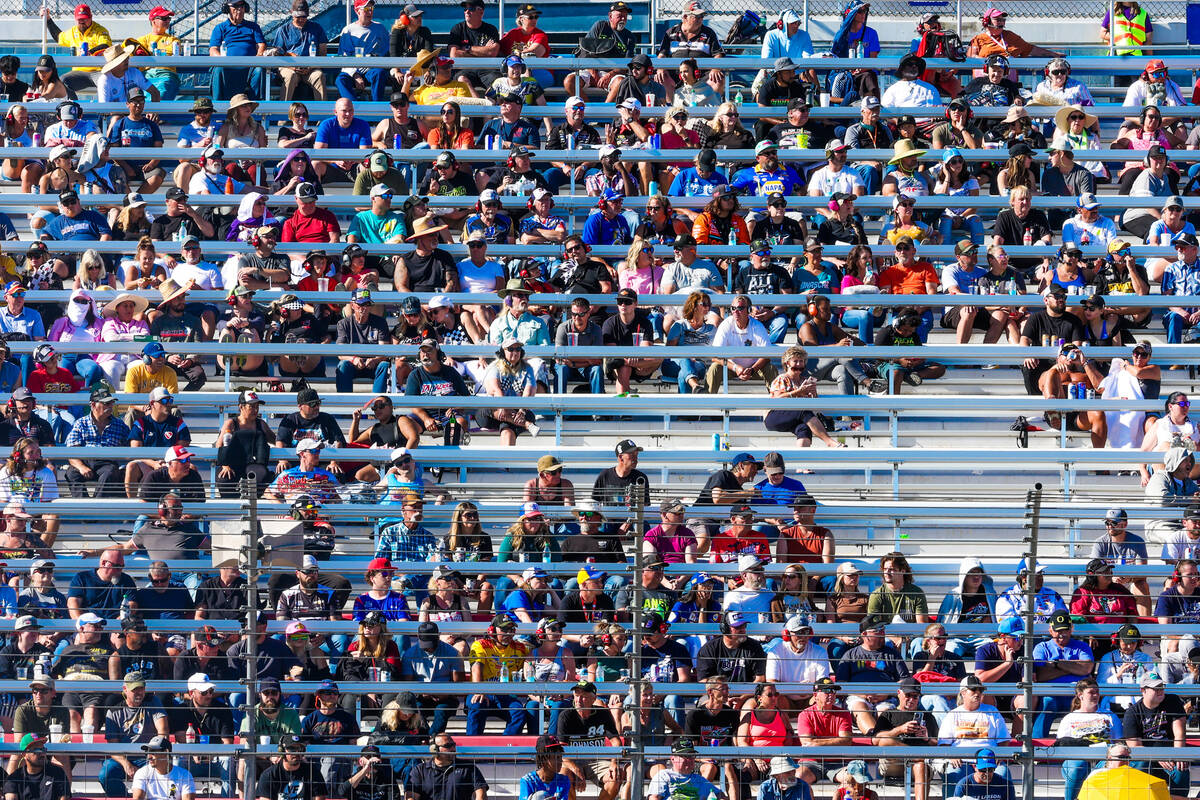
[
  {"left": 725, "top": 10, "right": 765, "bottom": 45},
  {"left": 915, "top": 29, "right": 966, "bottom": 62}
]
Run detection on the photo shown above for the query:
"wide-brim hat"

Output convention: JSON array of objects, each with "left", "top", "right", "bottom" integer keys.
[
  {"left": 1054, "top": 104, "right": 1098, "bottom": 132},
  {"left": 158, "top": 277, "right": 194, "bottom": 307},
  {"left": 410, "top": 47, "right": 443, "bottom": 78},
  {"left": 888, "top": 138, "right": 927, "bottom": 164},
  {"left": 100, "top": 46, "right": 132, "bottom": 74},
  {"left": 405, "top": 214, "right": 448, "bottom": 241},
  {"left": 228, "top": 93, "right": 258, "bottom": 113},
  {"left": 497, "top": 278, "right": 531, "bottom": 298},
  {"left": 101, "top": 292, "right": 150, "bottom": 318}
]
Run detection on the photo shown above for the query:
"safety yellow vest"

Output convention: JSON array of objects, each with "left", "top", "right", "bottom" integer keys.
[{"left": 1113, "top": 7, "right": 1148, "bottom": 56}]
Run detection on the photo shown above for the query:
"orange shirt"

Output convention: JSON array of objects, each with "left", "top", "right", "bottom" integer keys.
[
  {"left": 877, "top": 261, "right": 938, "bottom": 295},
  {"left": 968, "top": 29, "right": 1034, "bottom": 58}
]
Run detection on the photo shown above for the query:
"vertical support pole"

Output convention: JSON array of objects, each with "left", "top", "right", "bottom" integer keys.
[
  {"left": 242, "top": 476, "right": 261, "bottom": 800},
  {"left": 1021, "top": 482, "right": 1043, "bottom": 800},
  {"left": 628, "top": 479, "right": 646, "bottom": 800}
]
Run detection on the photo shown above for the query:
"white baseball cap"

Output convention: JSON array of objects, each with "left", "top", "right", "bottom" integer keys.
[{"left": 187, "top": 672, "right": 216, "bottom": 693}]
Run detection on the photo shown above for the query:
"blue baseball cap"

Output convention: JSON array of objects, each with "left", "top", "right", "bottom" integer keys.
[
  {"left": 942, "top": 147, "right": 963, "bottom": 163},
  {"left": 316, "top": 679, "right": 339, "bottom": 694},
  {"left": 731, "top": 452, "right": 763, "bottom": 468},
  {"left": 975, "top": 749, "right": 998, "bottom": 769},
  {"left": 600, "top": 187, "right": 624, "bottom": 203},
  {"left": 997, "top": 617, "right": 1025, "bottom": 637},
  {"left": 142, "top": 341, "right": 166, "bottom": 359}
]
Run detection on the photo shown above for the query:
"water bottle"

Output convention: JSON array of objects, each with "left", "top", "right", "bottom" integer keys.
[
  {"left": 186, "top": 723, "right": 198, "bottom": 744},
  {"left": 80, "top": 41, "right": 88, "bottom": 56},
  {"left": 120, "top": 596, "right": 131, "bottom": 621},
  {"left": 650, "top": 133, "right": 661, "bottom": 149},
  {"left": 733, "top": 91, "right": 743, "bottom": 105},
  {"left": 499, "top": 663, "right": 510, "bottom": 683},
  {"left": 648, "top": 180, "right": 659, "bottom": 196},
  {"left": 727, "top": 226, "right": 737, "bottom": 246},
  {"left": 1022, "top": 228, "right": 1032, "bottom": 246},
  {"left": 566, "top": 133, "right": 576, "bottom": 150},
  {"left": 1080, "top": 230, "right": 1090, "bottom": 246},
  {"left": 308, "top": 42, "right": 317, "bottom": 57},
  {"left": 37, "top": 655, "right": 50, "bottom": 678}
]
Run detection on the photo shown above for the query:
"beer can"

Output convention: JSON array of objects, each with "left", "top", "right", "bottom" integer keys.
[
  {"left": 393, "top": 133, "right": 401, "bottom": 149},
  {"left": 1041, "top": 335, "right": 1051, "bottom": 347},
  {"left": 1075, "top": 381, "right": 1086, "bottom": 399},
  {"left": 1086, "top": 388, "right": 1096, "bottom": 400}
]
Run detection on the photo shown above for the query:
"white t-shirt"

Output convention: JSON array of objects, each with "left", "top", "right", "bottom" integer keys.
[
  {"left": 1149, "top": 415, "right": 1200, "bottom": 451},
  {"left": 880, "top": 79, "right": 941, "bottom": 115},
  {"left": 807, "top": 166, "right": 865, "bottom": 198},
  {"left": 1162, "top": 531, "right": 1200, "bottom": 563},
  {"left": 711, "top": 317, "right": 771, "bottom": 368},
  {"left": 96, "top": 68, "right": 151, "bottom": 104},
  {"left": 722, "top": 587, "right": 772, "bottom": 622},
  {"left": 0, "top": 465, "right": 58, "bottom": 505},
  {"left": 171, "top": 261, "right": 224, "bottom": 291},
  {"left": 132, "top": 765, "right": 196, "bottom": 800},
  {"left": 937, "top": 704, "right": 1008, "bottom": 746},
  {"left": 455, "top": 258, "right": 506, "bottom": 294},
  {"left": 765, "top": 637, "right": 831, "bottom": 685},
  {"left": 1061, "top": 215, "right": 1118, "bottom": 248}
]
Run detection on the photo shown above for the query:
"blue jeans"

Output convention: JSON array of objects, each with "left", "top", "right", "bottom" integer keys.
[
  {"left": 526, "top": 696, "right": 572, "bottom": 735},
  {"left": 1165, "top": 311, "right": 1188, "bottom": 344},
  {"left": 210, "top": 67, "right": 262, "bottom": 100},
  {"left": 181, "top": 754, "right": 230, "bottom": 795},
  {"left": 558, "top": 364, "right": 604, "bottom": 394},
  {"left": 1033, "top": 694, "right": 1073, "bottom": 738},
  {"left": 669, "top": 358, "right": 706, "bottom": 393},
  {"left": 938, "top": 214, "right": 985, "bottom": 246},
  {"left": 840, "top": 308, "right": 878, "bottom": 343},
  {"left": 766, "top": 313, "right": 789, "bottom": 344},
  {"left": 919, "top": 693, "right": 953, "bottom": 728},
  {"left": 62, "top": 354, "right": 102, "bottom": 389},
  {"left": 466, "top": 693, "right": 531, "bottom": 735},
  {"left": 1062, "top": 758, "right": 1098, "bottom": 800},
  {"left": 335, "top": 359, "right": 390, "bottom": 393},
  {"left": 147, "top": 71, "right": 180, "bottom": 101},
  {"left": 100, "top": 757, "right": 145, "bottom": 796},
  {"left": 335, "top": 69, "right": 388, "bottom": 101},
  {"left": 852, "top": 163, "right": 880, "bottom": 195},
  {"left": 418, "top": 696, "right": 459, "bottom": 735}
]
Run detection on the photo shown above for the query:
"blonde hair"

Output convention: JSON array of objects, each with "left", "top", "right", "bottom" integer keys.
[
  {"left": 709, "top": 101, "right": 742, "bottom": 135},
  {"left": 622, "top": 236, "right": 652, "bottom": 273}
]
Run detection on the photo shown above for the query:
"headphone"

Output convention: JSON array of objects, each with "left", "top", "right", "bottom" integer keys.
[
  {"left": 342, "top": 245, "right": 365, "bottom": 271},
  {"left": 719, "top": 611, "right": 738, "bottom": 636},
  {"left": 362, "top": 149, "right": 392, "bottom": 169},
  {"left": 563, "top": 238, "right": 589, "bottom": 258},
  {"left": 55, "top": 101, "right": 81, "bottom": 122},
  {"left": 475, "top": 196, "right": 498, "bottom": 214},
  {"left": 527, "top": 192, "right": 552, "bottom": 211},
  {"left": 486, "top": 615, "right": 513, "bottom": 638},
  {"left": 141, "top": 349, "right": 157, "bottom": 366},
  {"left": 945, "top": 101, "right": 973, "bottom": 122},
  {"left": 1044, "top": 58, "right": 1071, "bottom": 79}
]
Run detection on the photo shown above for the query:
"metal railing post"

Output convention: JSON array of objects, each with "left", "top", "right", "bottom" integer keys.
[
  {"left": 242, "top": 476, "right": 261, "bottom": 800},
  {"left": 628, "top": 479, "right": 646, "bottom": 800},
  {"left": 1021, "top": 483, "right": 1043, "bottom": 800}
]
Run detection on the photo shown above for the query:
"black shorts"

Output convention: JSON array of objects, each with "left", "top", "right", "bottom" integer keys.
[{"left": 942, "top": 306, "right": 994, "bottom": 331}]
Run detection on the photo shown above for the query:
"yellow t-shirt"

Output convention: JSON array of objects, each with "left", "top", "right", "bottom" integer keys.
[
  {"left": 468, "top": 637, "right": 527, "bottom": 681},
  {"left": 138, "top": 33, "right": 183, "bottom": 73},
  {"left": 412, "top": 82, "right": 473, "bottom": 107},
  {"left": 57, "top": 23, "right": 112, "bottom": 72},
  {"left": 123, "top": 361, "right": 179, "bottom": 396}
]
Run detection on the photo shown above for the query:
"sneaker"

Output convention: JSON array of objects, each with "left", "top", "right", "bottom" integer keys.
[
  {"left": 868, "top": 379, "right": 889, "bottom": 395},
  {"left": 526, "top": 422, "right": 541, "bottom": 438},
  {"left": 904, "top": 372, "right": 923, "bottom": 387}
]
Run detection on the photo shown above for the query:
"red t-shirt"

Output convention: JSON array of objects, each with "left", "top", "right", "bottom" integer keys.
[
  {"left": 796, "top": 706, "right": 852, "bottom": 739},
  {"left": 709, "top": 528, "right": 770, "bottom": 563},
  {"left": 26, "top": 367, "right": 81, "bottom": 395},
  {"left": 499, "top": 26, "right": 550, "bottom": 56},
  {"left": 282, "top": 208, "right": 341, "bottom": 243}
]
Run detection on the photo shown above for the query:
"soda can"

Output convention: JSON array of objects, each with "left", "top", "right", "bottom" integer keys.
[
  {"left": 711, "top": 433, "right": 722, "bottom": 450},
  {"left": 1066, "top": 382, "right": 1077, "bottom": 400},
  {"left": 80, "top": 41, "right": 88, "bottom": 56},
  {"left": 1056, "top": 338, "right": 1066, "bottom": 348},
  {"left": 393, "top": 133, "right": 401, "bottom": 149},
  {"left": 650, "top": 133, "right": 661, "bottom": 148}
]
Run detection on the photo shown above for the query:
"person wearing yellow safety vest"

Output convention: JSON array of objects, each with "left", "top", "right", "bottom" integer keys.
[
  {"left": 39, "top": 3, "right": 111, "bottom": 97},
  {"left": 1102, "top": 1, "right": 1153, "bottom": 57}
]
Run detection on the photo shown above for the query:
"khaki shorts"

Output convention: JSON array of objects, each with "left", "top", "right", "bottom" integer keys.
[{"left": 568, "top": 757, "right": 617, "bottom": 787}]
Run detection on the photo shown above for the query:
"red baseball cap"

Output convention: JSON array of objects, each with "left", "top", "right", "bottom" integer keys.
[
  {"left": 366, "top": 557, "right": 394, "bottom": 572},
  {"left": 353, "top": 0, "right": 374, "bottom": 10},
  {"left": 148, "top": 5, "right": 173, "bottom": 19},
  {"left": 73, "top": 3, "right": 92, "bottom": 18}
]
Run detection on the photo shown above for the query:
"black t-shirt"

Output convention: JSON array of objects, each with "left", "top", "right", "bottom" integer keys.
[
  {"left": 684, "top": 705, "right": 740, "bottom": 746},
  {"left": 976, "top": 267, "right": 1027, "bottom": 295},
  {"left": 591, "top": 466, "right": 650, "bottom": 507},
  {"left": 172, "top": 649, "right": 240, "bottom": 682},
  {"left": 338, "top": 764, "right": 401, "bottom": 800},
  {"left": 150, "top": 311, "right": 203, "bottom": 345},
  {"left": 696, "top": 637, "right": 767, "bottom": 682},
  {"left": 256, "top": 762, "right": 328, "bottom": 800},
  {"left": 139, "top": 466, "right": 206, "bottom": 504},
  {"left": 113, "top": 641, "right": 167, "bottom": 681},
  {"left": 962, "top": 76, "right": 1022, "bottom": 106},
  {"left": 0, "top": 415, "right": 54, "bottom": 447},
  {"left": 401, "top": 250, "right": 456, "bottom": 293},
  {"left": 734, "top": 264, "right": 792, "bottom": 296},
  {"left": 445, "top": 21, "right": 500, "bottom": 54},
  {"left": 336, "top": 314, "right": 391, "bottom": 347},
  {"left": 872, "top": 708, "right": 936, "bottom": 744},
  {"left": 419, "top": 167, "right": 475, "bottom": 199},
  {"left": 171, "top": 700, "right": 235, "bottom": 739},
  {"left": 546, "top": 123, "right": 602, "bottom": 151},
  {"left": 0, "top": 79, "right": 29, "bottom": 103},
  {"left": 994, "top": 209, "right": 1052, "bottom": 248},
  {"left": 875, "top": 326, "right": 922, "bottom": 348},
  {"left": 276, "top": 411, "right": 346, "bottom": 448},
  {"left": 559, "top": 529, "right": 625, "bottom": 563},
  {"left": 149, "top": 213, "right": 207, "bottom": 241},
  {"left": 768, "top": 121, "right": 835, "bottom": 150},
  {"left": 817, "top": 216, "right": 868, "bottom": 246},
  {"left": 3, "top": 763, "right": 69, "bottom": 800},
  {"left": 1124, "top": 695, "right": 1186, "bottom": 743},
  {"left": 552, "top": 258, "right": 610, "bottom": 295},
  {"left": 756, "top": 78, "right": 808, "bottom": 108},
  {"left": 754, "top": 216, "right": 806, "bottom": 247},
  {"left": 0, "top": 643, "right": 49, "bottom": 680},
  {"left": 53, "top": 641, "right": 114, "bottom": 678},
  {"left": 273, "top": 312, "right": 328, "bottom": 345},
  {"left": 633, "top": 639, "right": 693, "bottom": 682},
  {"left": 1020, "top": 310, "right": 1086, "bottom": 347},
  {"left": 237, "top": 252, "right": 291, "bottom": 279},
  {"left": 835, "top": 643, "right": 912, "bottom": 683},
  {"left": 587, "top": 19, "right": 638, "bottom": 59},
  {"left": 601, "top": 310, "right": 656, "bottom": 346},
  {"left": 556, "top": 707, "right": 619, "bottom": 746},
  {"left": 194, "top": 575, "right": 247, "bottom": 620},
  {"left": 695, "top": 469, "right": 742, "bottom": 506},
  {"left": 556, "top": 591, "right": 616, "bottom": 624}
]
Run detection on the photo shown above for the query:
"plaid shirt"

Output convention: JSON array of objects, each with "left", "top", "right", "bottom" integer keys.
[
  {"left": 374, "top": 522, "right": 440, "bottom": 563},
  {"left": 65, "top": 414, "right": 130, "bottom": 449}
]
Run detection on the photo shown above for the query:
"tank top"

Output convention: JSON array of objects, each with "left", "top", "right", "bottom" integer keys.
[{"left": 747, "top": 708, "right": 789, "bottom": 747}]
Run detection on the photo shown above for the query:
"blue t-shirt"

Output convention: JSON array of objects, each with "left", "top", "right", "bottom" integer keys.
[
  {"left": 952, "top": 773, "right": 1017, "bottom": 800},
  {"left": 271, "top": 20, "right": 327, "bottom": 55},
  {"left": 107, "top": 116, "right": 163, "bottom": 149},
  {"left": 315, "top": 117, "right": 372, "bottom": 149},
  {"left": 519, "top": 772, "right": 572, "bottom": 800},
  {"left": 42, "top": 209, "right": 111, "bottom": 241},
  {"left": 754, "top": 475, "right": 808, "bottom": 505},
  {"left": 478, "top": 118, "right": 541, "bottom": 148},
  {"left": 729, "top": 165, "right": 803, "bottom": 197},
  {"left": 0, "top": 211, "right": 16, "bottom": 241},
  {"left": 0, "top": 308, "right": 45, "bottom": 339},
  {"left": 1155, "top": 586, "right": 1200, "bottom": 622},
  {"left": 67, "top": 568, "right": 138, "bottom": 618},
  {"left": 501, "top": 590, "right": 546, "bottom": 620},
  {"left": 209, "top": 19, "right": 265, "bottom": 56},
  {"left": 0, "top": 361, "right": 19, "bottom": 393},
  {"left": 177, "top": 121, "right": 219, "bottom": 147},
  {"left": 1032, "top": 637, "right": 1094, "bottom": 683},
  {"left": 351, "top": 591, "right": 411, "bottom": 622},
  {"left": 668, "top": 167, "right": 728, "bottom": 198},
  {"left": 581, "top": 211, "right": 631, "bottom": 246},
  {"left": 336, "top": 21, "right": 388, "bottom": 58}
]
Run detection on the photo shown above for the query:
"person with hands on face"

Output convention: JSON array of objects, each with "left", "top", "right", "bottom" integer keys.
[{"left": 337, "top": 745, "right": 399, "bottom": 800}]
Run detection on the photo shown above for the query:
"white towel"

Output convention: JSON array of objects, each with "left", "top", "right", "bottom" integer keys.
[{"left": 1099, "top": 361, "right": 1145, "bottom": 449}]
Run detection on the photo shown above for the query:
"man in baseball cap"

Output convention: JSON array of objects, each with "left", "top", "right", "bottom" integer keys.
[
  {"left": 596, "top": 440, "right": 650, "bottom": 508},
  {"left": 42, "top": 3, "right": 110, "bottom": 95}
]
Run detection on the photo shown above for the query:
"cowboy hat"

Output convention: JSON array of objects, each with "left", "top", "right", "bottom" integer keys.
[
  {"left": 157, "top": 277, "right": 194, "bottom": 307},
  {"left": 1001, "top": 105, "right": 1030, "bottom": 125},
  {"left": 101, "top": 292, "right": 150, "bottom": 318},
  {"left": 100, "top": 46, "right": 132, "bottom": 74},
  {"left": 497, "top": 278, "right": 532, "bottom": 298},
  {"left": 228, "top": 93, "right": 258, "bottom": 113},
  {"left": 404, "top": 214, "right": 448, "bottom": 241},
  {"left": 888, "top": 138, "right": 927, "bottom": 164},
  {"left": 409, "top": 47, "right": 443, "bottom": 78},
  {"left": 1054, "top": 104, "right": 1098, "bottom": 132}
]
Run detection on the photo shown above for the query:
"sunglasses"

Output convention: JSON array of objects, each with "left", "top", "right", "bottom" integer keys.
[
  {"left": 1177, "top": 400, "right": 1192, "bottom": 408},
  {"left": 895, "top": 244, "right": 913, "bottom": 251},
  {"left": 732, "top": 304, "right": 750, "bottom": 311},
  {"left": 1052, "top": 70, "right": 1070, "bottom": 76},
  {"left": 616, "top": 298, "right": 635, "bottom": 306}
]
